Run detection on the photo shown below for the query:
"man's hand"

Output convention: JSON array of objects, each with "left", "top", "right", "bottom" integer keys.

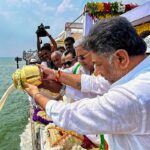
[
  {"left": 39, "top": 80, "right": 62, "bottom": 93},
  {"left": 24, "top": 83, "right": 49, "bottom": 109},
  {"left": 37, "top": 64, "right": 56, "bottom": 80},
  {"left": 24, "top": 83, "right": 39, "bottom": 97}
]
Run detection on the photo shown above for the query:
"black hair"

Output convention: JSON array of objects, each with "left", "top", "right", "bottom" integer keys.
[
  {"left": 64, "top": 37, "right": 75, "bottom": 44},
  {"left": 41, "top": 43, "right": 51, "bottom": 51},
  {"left": 83, "top": 16, "right": 147, "bottom": 56}
]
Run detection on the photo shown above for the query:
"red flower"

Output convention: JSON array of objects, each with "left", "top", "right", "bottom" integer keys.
[
  {"left": 104, "top": 3, "right": 111, "bottom": 13},
  {"left": 130, "top": 3, "right": 138, "bottom": 9},
  {"left": 81, "top": 135, "right": 96, "bottom": 149},
  {"left": 125, "top": 4, "right": 131, "bottom": 11}
]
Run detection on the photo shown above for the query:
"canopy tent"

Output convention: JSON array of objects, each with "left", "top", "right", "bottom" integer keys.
[
  {"left": 55, "top": 22, "right": 83, "bottom": 46},
  {"left": 55, "top": 31, "right": 66, "bottom": 46},
  {"left": 55, "top": 1, "right": 150, "bottom": 46},
  {"left": 65, "top": 22, "right": 83, "bottom": 40}
]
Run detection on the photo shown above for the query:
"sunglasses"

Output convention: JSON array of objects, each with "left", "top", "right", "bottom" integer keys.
[{"left": 77, "top": 52, "right": 89, "bottom": 61}]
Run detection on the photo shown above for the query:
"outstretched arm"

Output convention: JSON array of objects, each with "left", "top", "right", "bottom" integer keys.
[
  {"left": 45, "top": 30, "right": 57, "bottom": 51},
  {"left": 25, "top": 83, "right": 139, "bottom": 136},
  {"left": 37, "top": 35, "right": 41, "bottom": 51},
  {"left": 38, "top": 65, "right": 110, "bottom": 92},
  {"left": 38, "top": 65, "right": 82, "bottom": 90},
  {"left": 58, "top": 72, "right": 82, "bottom": 90}
]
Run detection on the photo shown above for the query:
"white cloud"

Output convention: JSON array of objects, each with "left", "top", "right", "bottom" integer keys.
[
  {"left": 6, "top": 0, "right": 19, "bottom": 4},
  {"left": 28, "top": 0, "right": 55, "bottom": 12},
  {"left": 6, "top": 0, "right": 40, "bottom": 4},
  {"left": 6, "top": 0, "right": 22, "bottom": 8},
  {"left": 56, "top": 0, "right": 74, "bottom": 14},
  {"left": 0, "top": 10, "right": 16, "bottom": 20},
  {"left": 4, "top": 0, "right": 54, "bottom": 20},
  {"left": 51, "top": 17, "right": 67, "bottom": 37},
  {"left": 0, "top": 11, "right": 11, "bottom": 18},
  {"left": 6, "top": 0, "right": 54, "bottom": 12},
  {"left": 38, "top": 2, "right": 55, "bottom": 13}
]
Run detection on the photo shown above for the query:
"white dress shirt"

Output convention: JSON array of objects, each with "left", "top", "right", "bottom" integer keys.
[
  {"left": 46, "top": 56, "right": 150, "bottom": 150},
  {"left": 63, "top": 62, "right": 95, "bottom": 102},
  {"left": 63, "top": 62, "right": 100, "bottom": 144},
  {"left": 81, "top": 75, "right": 110, "bottom": 95}
]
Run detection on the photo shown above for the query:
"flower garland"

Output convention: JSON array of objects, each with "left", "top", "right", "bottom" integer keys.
[
  {"left": 12, "top": 65, "right": 42, "bottom": 89},
  {"left": 135, "top": 22, "right": 150, "bottom": 35},
  {"left": 32, "top": 107, "right": 53, "bottom": 125},
  {"left": 86, "top": 2, "right": 138, "bottom": 20}
]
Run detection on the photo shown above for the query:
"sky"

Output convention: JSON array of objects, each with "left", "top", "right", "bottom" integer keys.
[{"left": 0, "top": 0, "right": 149, "bottom": 57}]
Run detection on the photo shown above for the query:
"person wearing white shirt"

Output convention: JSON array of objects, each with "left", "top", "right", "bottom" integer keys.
[
  {"left": 62, "top": 39, "right": 95, "bottom": 102},
  {"left": 39, "top": 41, "right": 100, "bottom": 144},
  {"left": 25, "top": 17, "right": 150, "bottom": 150},
  {"left": 81, "top": 75, "right": 110, "bottom": 95},
  {"left": 61, "top": 41, "right": 100, "bottom": 145}
]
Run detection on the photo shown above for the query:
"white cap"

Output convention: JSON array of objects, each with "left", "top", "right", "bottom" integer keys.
[
  {"left": 144, "top": 35, "right": 150, "bottom": 53},
  {"left": 30, "top": 58, "right": 37, "bottom": 63}
]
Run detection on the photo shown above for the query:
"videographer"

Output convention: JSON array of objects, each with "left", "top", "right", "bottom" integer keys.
[
  {"left": 36, "top": 24, "right": 57, "bottom": 69},
  {"left": 36, "top": 24, "right": 57, "bottom": 52}
]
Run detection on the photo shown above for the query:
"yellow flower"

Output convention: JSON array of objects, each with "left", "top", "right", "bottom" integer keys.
[
  {"left": 135, "top": 23, "right": 150, "bottom": 34},
  {"left": 97, "top": 2, "right": 104, "bottom": 12},
  {"left": 105, "top": 14, "right": 112, "bottom": 19},
  {"left": 98, "top": 15, "right": 105, "bottom": 20}
]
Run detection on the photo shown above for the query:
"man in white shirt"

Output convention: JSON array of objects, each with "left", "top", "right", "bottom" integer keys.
[
  {"left": 62, "top": 39, "right": 95, "bottom": 102},
  {"left": 41, "top": 40, "right": 97, "bottom": 102},
  {"left": 25, "top": 17, "right": 150, "bottom": 150}
]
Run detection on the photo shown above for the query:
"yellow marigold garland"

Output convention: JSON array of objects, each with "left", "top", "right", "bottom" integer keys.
[
  {"left": 135, "top": 22, "right": 150, "bottom": 34},
  {"left": 97, "top": 2, "right": 104, "bottom": 12}
]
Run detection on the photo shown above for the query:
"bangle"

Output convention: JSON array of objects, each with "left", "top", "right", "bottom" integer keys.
[
  {"left": 60, "top": 85, "right": 66, "bottom": 96},
  {"left": 33, "top": 92, "right": 41, "bottom": 100},
  {"left": 55, "top": 70, "right": 62, "bottom": 82}
]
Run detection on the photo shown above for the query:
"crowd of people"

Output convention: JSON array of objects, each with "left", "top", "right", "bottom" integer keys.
[{"left": 26, "top": 16, "right": 150, "bottom": 150}]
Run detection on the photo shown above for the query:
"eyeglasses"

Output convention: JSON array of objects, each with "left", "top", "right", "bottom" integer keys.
[{"left": 77, "top": 52, "right": 89, "bottom": 61}]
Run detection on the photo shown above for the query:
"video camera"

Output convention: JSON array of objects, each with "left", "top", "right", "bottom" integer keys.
[{"left": 36, "top": 23, "right": 50, "bottom": 37}]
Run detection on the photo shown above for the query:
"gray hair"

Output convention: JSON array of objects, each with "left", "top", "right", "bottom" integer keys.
[
  {"left": 73, "top": 39, "right": 84, "bottom": 48},
  {"left": 51, "top": 51, "right": 62, "bottom": 57},
  {"left": 83, "top": 16, "right": 146, "bottom": 56}
]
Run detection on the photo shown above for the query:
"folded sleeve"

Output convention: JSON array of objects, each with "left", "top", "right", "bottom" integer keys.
[
  {"left": 45, "top": 87, "right": 141, "bottom": 135},
  {"left": 81, "top": 75, "right": 110, "bottom": 95}
]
